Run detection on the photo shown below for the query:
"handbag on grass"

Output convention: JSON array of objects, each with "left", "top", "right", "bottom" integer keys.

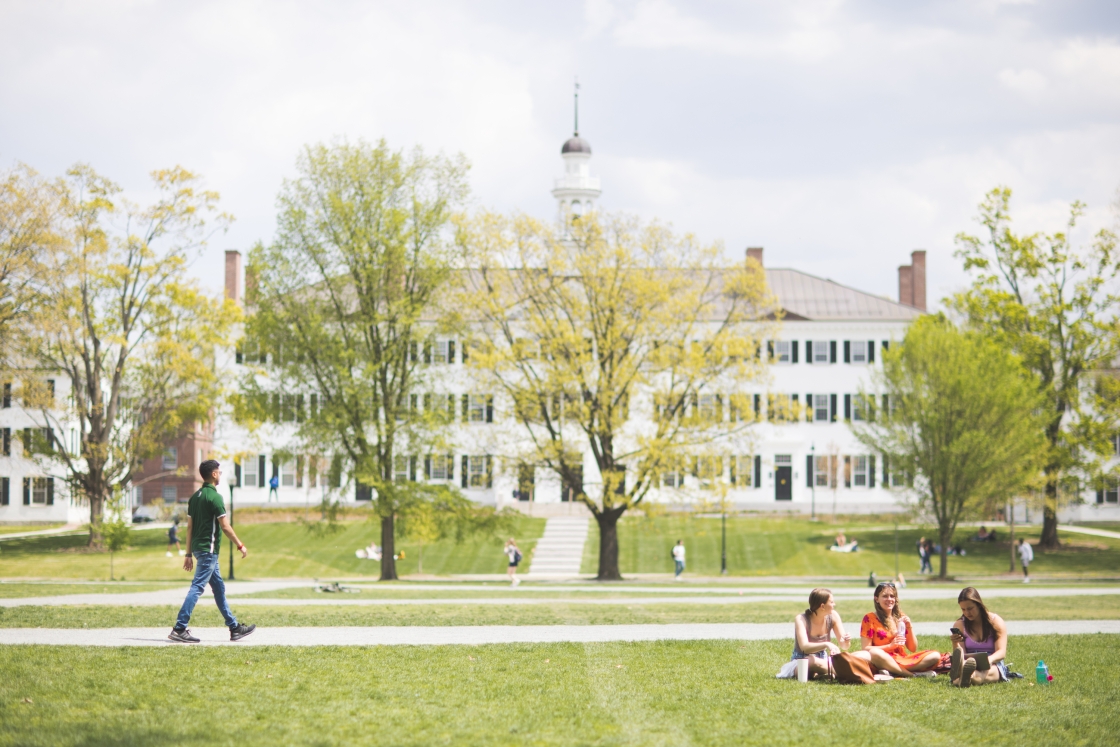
[{"left": 829, "top": 652, "right": 876, "bottom": 684}]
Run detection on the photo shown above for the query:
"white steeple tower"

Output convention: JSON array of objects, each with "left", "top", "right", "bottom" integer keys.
[{"left": 551, "top": 80, "right": 601, "bottom": 225}]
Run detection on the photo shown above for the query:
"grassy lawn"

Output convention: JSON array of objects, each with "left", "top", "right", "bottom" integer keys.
[
  {"left": 0, "top": 524, "right": 65, "bottom": 535},
  {"left": 4, "top": 594, "right": 1119, "bottom": 629},
  {"left": 0, "top": 583, "right": 178, "bottom": 598},
  {"left": 582, "top": 515, "right": 1120, "bottom": 578},
  {"left": 0, "top": 518, "right": 546, "bottom": 581},
  {"left": 0, "top": 636, "right": 1111, "bottom": 746}
]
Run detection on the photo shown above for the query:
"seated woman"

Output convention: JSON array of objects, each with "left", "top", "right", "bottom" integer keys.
[
  {"left": 950, "top": 587, "right": 1010, "bottom": 687},
  {"left": 832, "top": 531, "right": 847, "bottom": 548},
  {"left": 788, "top": 588, "right": 867, "bottom": 678},
  {"left": 860, "top": 582, "right": 941, "bottom": 678}
]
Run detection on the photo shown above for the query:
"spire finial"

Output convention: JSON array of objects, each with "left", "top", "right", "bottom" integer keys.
[{"left": 574, "top": 77, "right": 580, "bottom": 136}]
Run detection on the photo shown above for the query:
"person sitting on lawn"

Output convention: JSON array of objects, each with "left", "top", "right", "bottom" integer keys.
[
  {"left": 832, "top": 531, "right": 847, "bottom": 548},
  {"left": 860, "top": 582, "right": 941, "bottom": 677},
  {"left": 949, "top": 586, "right": 1010, "bottom": 687},
  {"left": 787, "top": 588, "right": 861, "bottom": 679},
  {"left": 829, "top": 537, "right": 859, "bottom": 553}
]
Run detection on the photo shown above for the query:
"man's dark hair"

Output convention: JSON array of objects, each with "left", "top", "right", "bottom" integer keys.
[{"left": 199, "top": 459, "right": 221, "bottom": 481}]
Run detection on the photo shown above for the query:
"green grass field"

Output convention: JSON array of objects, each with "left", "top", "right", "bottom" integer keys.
[
  {"left": 0, "top": 583, "right": 178, "bottom": 598},
  {"left": 4, "top": 594, "right": 1118, "bottom": 629},
  {"left": 0, "top": 518, "right": 546, "bottom": 580},
  {"left": 0, "top": 636, "right": 1110, "bottom": 746},
  {"left": 581, "top": 516, "right": 1120, "bottom": 577},
  {"left": 0, "top": 523, "right": 64, "bottom": 535}
]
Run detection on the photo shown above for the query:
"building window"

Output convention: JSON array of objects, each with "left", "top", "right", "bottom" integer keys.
[
  {"left": 393, "top": 456, "right": 411, "bottom": 483},
  {"left": 468, "top": 456, "right": 489, "bottom": 488},
  {"left": 815, "top": 456, "right": 831, "bottom": 488},
  {"left": 428, "top": 454, "right": 453, "bottom": 481},
  {"left": 467, "top": 394, "right": 492, "bottom": 423},
  {"left": 852, "top": 456, "right": 869, "bottom": 487},
  {"left": 812, "top": 341, "right": 829, "bottom": 363},
  {"left": 432, "top": 339, "right": 454, "bottom": 365},
  {"left": 31, "top": 477, "right": 49, "bottom": 504},
  {"left": 162, "top": 485, "right": 177, "bottom": 502},
  {"left": 697, "top": 394, "right": 720, "bottom": 422},
  {"left": 162, "top": 447, "right": 178, "bottom": 471},
  {"left": 662, "top": 469, "right": 681, "bottom": 489},
  {"left": 851, "top": 341, "right": 868, "bottom": 364},
  {"left": 814, "top": 395, "right": 829, "bottom": 422},
  {"left": 1100, "top": 479, "right": 1119, "bottom": 503},
  {"left": 768, "top": 394, "right": 793, "bottom": 423},
  {"left": 1113, "top": 433, "right": 1120, "bottom": 457},
  {"left": 774, "top": 341, "right": 791, "bottom": 363},
  {"left": 696, "top": 456, "right": 721, "bottom": 490},
  {"left": 243, "top": 458, "right": 258, "bottom": 488},
  {"left": 732, "top": 456, "right": 753, "bottom": 487},
  {"left": 281, "top": 461, "right": 296, "bottom": 487},
  {"left": 852, "top": 395, "right": 866, "bottom": 422}
]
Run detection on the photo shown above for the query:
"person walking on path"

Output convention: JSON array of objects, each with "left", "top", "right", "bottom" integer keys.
[
  {"left": 166, "top": 518, "right": 184, "bottom": 557},
  {"left": 1017, "top": 538, "right": 1034, "bottom": 583},
  {"left": 504, "top": 538, "right": 521, "bottom": 586},
  {"left": 168, "top": 460, "right": 256, "bottom": 643},
  {"left": 917, "top": 537, "right": 932, "bottom": 575},
  {"left": 672, "top": 540, "right": 686, "bottom": 580},
  {"left": 268, "top": 473, "right": 280, "bottom": 502}
]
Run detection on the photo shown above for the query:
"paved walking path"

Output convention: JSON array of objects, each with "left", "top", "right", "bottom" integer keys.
[
  {"left": 3, "top": 583, "right": 1118, "bottom": 608},
  {"left": 1060, "top": 524, "right": 1120, "bottom": 540},
  {"left": 527, "top": 517, "right": 588, "bottom": 578},
  {"left": 2, "top": 619, "right": 1117, "bottom": 647}
]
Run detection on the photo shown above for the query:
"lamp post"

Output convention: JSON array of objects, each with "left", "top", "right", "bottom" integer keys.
[
  {"left": 810, "top": 443, "right": 816, "bottom": 521},
  {"left": 228, "top": 482, "right": 235, "bottom": 580},
  {"left": 720, "top": 500, "right": 728, "bottom": 575}
]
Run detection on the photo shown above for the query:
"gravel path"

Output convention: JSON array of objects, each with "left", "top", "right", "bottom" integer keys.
[{"left": 1, "top": 619, "right": 1118, "bottom": 647}]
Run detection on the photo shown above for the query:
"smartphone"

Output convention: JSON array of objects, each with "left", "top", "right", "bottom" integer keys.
[{"left": 950, "top": 627, "right": 963, "bottom": 637}]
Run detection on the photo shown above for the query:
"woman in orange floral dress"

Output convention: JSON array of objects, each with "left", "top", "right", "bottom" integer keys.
[{"left": 860, "top": 582, "right": 941, "bottom": 677}]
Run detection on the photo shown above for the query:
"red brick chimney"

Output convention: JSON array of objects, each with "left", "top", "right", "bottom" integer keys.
[
  {"left": 225, "top": 250, "right": 241, "bottom": 305},
  {"left": 898, "top": 250, "right": 926, "bottom": 311},
  {"left": 746, "top": 247, "right": 763, "bottom": 266}
]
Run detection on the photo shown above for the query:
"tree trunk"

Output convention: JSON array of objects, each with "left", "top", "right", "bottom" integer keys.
[
  {"left": 1040, "top": 478, "right": 1060, "bottom": 549},
  {"left": 595, "top": 506, "right": 626, "bottom": 581},
  {"left": 379, "top": 514, "right": 397, "bottom": 581},
  {"left": 938, "top": 524, "right": 951, "bottom": 579},
  {"left": 88, "top": 494, "right": 105, "bottom": 548}
]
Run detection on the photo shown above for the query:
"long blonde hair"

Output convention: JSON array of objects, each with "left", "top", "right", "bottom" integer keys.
[{"left": 873, "top": 582, "right": 904, "bottom": 634}]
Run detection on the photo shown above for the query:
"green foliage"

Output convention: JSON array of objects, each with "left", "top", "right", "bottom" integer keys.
[
  {"left": 299, "top": 497, "right": 344, "bottom": 537},
  {"left": 852, "top": 315, "right": 1045, "bottom": 577},
  {"left": 101, "top": 490, "right": 132, "bottom": 580},
  {"left": 242, "top": 139, "right": 470, "bottom": 580},
  {"left": 949, "top": 187, "right": 1120, "bottom": 547}
]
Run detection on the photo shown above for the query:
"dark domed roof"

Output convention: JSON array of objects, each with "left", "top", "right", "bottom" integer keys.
[{"left": 561, "top": 135, "right": 591, "bottom": 155}]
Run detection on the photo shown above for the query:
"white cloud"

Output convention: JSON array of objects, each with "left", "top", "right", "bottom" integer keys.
[{"left": 998, "top": 67, "right": 1048, "bottom": 96}]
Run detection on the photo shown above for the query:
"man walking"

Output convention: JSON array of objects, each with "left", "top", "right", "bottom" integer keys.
[
  {"left": 672, "top": 540, "right": 685, "bottom": 580},
  {"left": 169, "top": 460, "right": 256, "bottom": 643},
  {"left": 268, "top": 472, "right": 280, "bottom": 502},
  {"left": 1017, "top": 537, "right": 1034, "bottom": 583}
]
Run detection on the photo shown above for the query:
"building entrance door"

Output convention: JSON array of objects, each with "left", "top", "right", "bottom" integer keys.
[{"left": 775, "top": 455, "right": 792, "bottom": 501}]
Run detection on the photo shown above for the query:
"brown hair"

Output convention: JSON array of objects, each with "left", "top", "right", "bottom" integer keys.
[
  {"left": 805, "top": 588, "right": 832, "bottom": 617},
  {"left": 873, "top": 582, "right": 904, "bottom": 634},
  {"left": 957, "top": 586, "right": 994, "bottom": 642}
]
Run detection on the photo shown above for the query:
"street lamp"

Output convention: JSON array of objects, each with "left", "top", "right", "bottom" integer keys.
[
  {"left": 720, "top": 500, "right": 728, "bottom": 575},
  {"left": 810, "top": 443, "right": 816, "bottom": 521}
]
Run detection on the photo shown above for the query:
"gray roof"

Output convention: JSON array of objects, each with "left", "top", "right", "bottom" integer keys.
[
  {"left": 766, "top": 268, "right": 922, "bottom": 321},
  {"left": 561, "top": 136, "right": 592, "bottom": 155}
]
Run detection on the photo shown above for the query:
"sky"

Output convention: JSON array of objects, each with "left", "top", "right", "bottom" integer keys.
[{"left": 2, "top": 0, "right": 1119, "bottom": 308}]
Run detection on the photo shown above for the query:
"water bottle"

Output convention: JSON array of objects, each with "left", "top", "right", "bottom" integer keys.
[{"left": 1036, "top": 660, "right": 1049, "bottom": 685}]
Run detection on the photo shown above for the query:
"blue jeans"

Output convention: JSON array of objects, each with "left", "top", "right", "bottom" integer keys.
[
  {"left": 674, "top": 560, "right": 684, "bottom": 576},
  {"left": 175, "top": 552, "right": 237, "bottom": 630}
]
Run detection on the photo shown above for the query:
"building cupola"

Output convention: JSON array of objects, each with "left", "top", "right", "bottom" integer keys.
[{"left": 552, "top": 80, "right": 601, "bottom": 225}]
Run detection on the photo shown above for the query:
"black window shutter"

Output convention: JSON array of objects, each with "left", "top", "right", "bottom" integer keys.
[
  {"left": 22, "top": 428, "right": 30, "bottom": 454},
  {"left": 805, "top": 341, "right": 812, "bottom": 364},
  {"left": 881, "top": 394, "right": 889, "bottom": 418},
  {"left": 882, "top": 456, "right": 889, "bottom": 486},
  {"left": 449, "top": 340, "right": 456, "bottom": 364},
  {"left": 235, "top": 462, "right": 242, "bottom": 488},
  {"left": 767, "top": 340, "right": 774, "bottom": 360},
  {"left": 881, "top": 340, "right": 889, "bottom": 351},
  {"left": 729, "top": 458, "right": 737, "bottom": 486},
  {"left": 869, "top": 457, "right": 876, "bottom": 488},
  {"left": 486, "top": 395, "right": 494, "bottom": 423},
  {"left": 235, "top": 349, "right": 243, "bottom": 364},
  {"left": 2, "top": 428, "right": 8, "bottom": 456},
  {"left": 843, "top": 341, "right": 850, "bottom": 363},
  {"left": 424, "top": 342, "right": 431, "bottom": 364},
  {"left": 461, "top": 340, "right": 468, "bottom": 364},
  {"left": 844, "top": 394, "right": 851, "bottom": 420},
  {"left": 868, "top": 341, "right": 875, "bottom": 363},
  {"left": 804, "top": 393, "right": 811, "bottom": 421},
  {"left": 485, "top": 456, "right": 493, "bottom": 488},
  {"left": 461, "top": 456, "right": 468, "bottom": 488},
  {"left": 1098, "top": 490, "right": 1105, "bottom": 504},
  {"left": 258, "top": 455, "right": 266, "bottom": 487},
  {"left": 2, "top": 382, "right": 9, "bottom": 407},
  {"left": 0, "top": 477, "right": 7, "bottom": 505},
  {"left": 423, "top": 393, "right": 432, "bottom": 412},
  {"left": 23, "top": 477, "right": 30, "bottom": 505},
  {"left": 462, "top": 394, "right": 469, "bottom": 422},
  {"left": 409, "top": 456, "right": 417, "bottom": 482},
  {"left": 46, "top": 478, "right": 53, "bottom": 505},
  {"left": 844, "top": 456, "right": 852, "bottom": 488},
  {"left": 830, "top": 341, "right": 837, "bottom": 364},
  {"left": 830, "top": 394, "right": 837, "bottom": 422},
  {"left": 792, "top": 341, "right": 799, "bottom": 363},
  {"left": 807, "top": 455, "right": 813, "bottom": 487},
  {"left": 753, "top": 394, "right": 761, "bottom": 420},
  {"left": 447, "top": 454, "right": 455, "bottom": 481},
  {"left": 424, "top": 456, "right": 431, "bottom": 480}
]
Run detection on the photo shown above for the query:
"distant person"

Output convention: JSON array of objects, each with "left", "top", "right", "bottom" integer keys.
[
  {"left": 505, "top": 538, "right": 521, "bottom": 586},
  {"left": 166, "top": 518, "right": 184, "bottom": 557},
  {"left": 833, "top": 530, "right": 847, "bottom": 548},
  {"left": 268, "top": 473, "right": 280, "bottom": 502},
  {"left": 950, "top": 587, "right": 1010, "bottom": 687},
  {"left": 672, "top": 540, "right": 685, "bottom": 579},
  {"left": 168, "top": 460, "right": 255, "bottom": 644},
  {"left": 1017, "top": 538, "right": 1034, "bottom": 583},
  {"left": 917, "top": 537, "right": 932, "bottom": 574}
]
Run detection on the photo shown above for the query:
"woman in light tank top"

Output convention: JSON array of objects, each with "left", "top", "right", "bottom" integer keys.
[
  {"left": 790, "top": 588, "right": 869, "bottom": 679},
  {"left": 950, "top": 587, "right": 1010, "bottom": 687}
]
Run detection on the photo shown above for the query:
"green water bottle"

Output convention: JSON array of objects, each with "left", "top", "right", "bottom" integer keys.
[{"left": 1036, "top": 660, "right": 1049, "bottom": 685}]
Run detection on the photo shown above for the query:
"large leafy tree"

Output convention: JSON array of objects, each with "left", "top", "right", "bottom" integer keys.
[
  {"left": 243, "top": 140, "right": 469, "bottom": 581},
  {"left": 949, "top": 188, "right": 1120, "bottom": 548},
  {"left": 853, "top": 315, "right": 1045, "bottom": 578},
  {"left": 459, "top": 211, "right": 776, "bottom": 580},
  {"left": 28, "top": 164, "right": 237, "bottom": 545}
]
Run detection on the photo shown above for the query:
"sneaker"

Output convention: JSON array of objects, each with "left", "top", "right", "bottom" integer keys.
[
  {"left": 1023, "top": 577, "right": 1030, "bottom": 584},
  {"left": 960, "top": 658, "right": 977, "bottom": 688},
  {"left": 912, "top": 670, "right": 937, "bottom": 678},
  {"left": 168, "top": 628, "right": 200, "bottom": 644},
  {"left": 949, "top": 648, "right": 963, "bottom": 683},
  {"left": 512, "top": 577, "right": 520, "bottom": 587},
  {"left": 230, "top": 623, "right": 256, "bottom": 641},
  {"left": 166, "top": 551, "right": 172, "bottom": 557}
]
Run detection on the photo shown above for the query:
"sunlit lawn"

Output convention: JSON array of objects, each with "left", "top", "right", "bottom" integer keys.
[
  {"left": 0, "top": 523, "right": 64, "bottom": 535},
  {"left": 581, "top": 515, "right": 1120, "bottom": 578},
  {"left": 0, "top": 636, "right": 1111, "bottom": 746},
  {"left": 0, "top": 518, "right": 546, "bottom": 581}
]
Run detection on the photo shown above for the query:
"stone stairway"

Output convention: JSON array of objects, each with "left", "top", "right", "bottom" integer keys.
[{"left": 527, "top": 517, "right": 589, "bottom": 578}]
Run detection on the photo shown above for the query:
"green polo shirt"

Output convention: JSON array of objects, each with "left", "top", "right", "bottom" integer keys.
[{"left": 187, "top": 483, "right": 227, "bottom": 554}]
